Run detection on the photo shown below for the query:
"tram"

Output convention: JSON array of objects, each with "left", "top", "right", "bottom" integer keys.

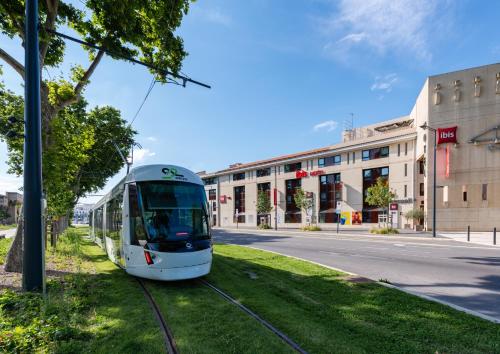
[{"left": 88, "top": 164, "right": 212, "bottom": 281}]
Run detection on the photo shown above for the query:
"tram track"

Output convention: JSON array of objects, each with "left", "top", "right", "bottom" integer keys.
[
  {"left": 199, "top": 278, "right": 309, "bottom": 354},
  {"left": 136, "top": 278, "right": 179, "bottom": 354}
]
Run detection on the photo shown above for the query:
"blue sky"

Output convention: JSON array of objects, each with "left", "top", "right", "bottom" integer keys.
[{"left": 1, "top": 0, "right": 500, "bottom": 203}]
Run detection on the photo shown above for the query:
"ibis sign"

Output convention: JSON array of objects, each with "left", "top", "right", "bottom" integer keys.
[{"left": 437, "top": 126, "right": 457, "bottom": 145}]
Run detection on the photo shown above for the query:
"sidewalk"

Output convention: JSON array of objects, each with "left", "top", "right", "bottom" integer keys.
[{"left": 438, "top": 231, "right": 499, "bottom": 247}]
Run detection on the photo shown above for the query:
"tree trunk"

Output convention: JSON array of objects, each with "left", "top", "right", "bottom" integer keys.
[{"left": 4, "top": 212, "right": 24, "bottom": 273}]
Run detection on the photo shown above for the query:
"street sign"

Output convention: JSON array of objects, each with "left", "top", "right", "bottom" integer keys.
[{"left": 336, "top": 201, "right": 342, "bottom": 214}]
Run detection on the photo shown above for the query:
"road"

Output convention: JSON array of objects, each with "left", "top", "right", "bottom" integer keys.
[
  {"left": 213, "top": 229, "right": 500, "bottom": 322},
  {"left": 0, "top": 228, "right": 16, "bottom": 239}
]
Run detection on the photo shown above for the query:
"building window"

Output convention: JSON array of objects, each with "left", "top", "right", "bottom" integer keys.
[
  {"left": 362, "top": 146, "right": 389, "bottom": 161},
  {"left": 319, "top": 173, "right": 341, "bottom": 223},
  {"left": 318, "top": 155, "right": 341, "bottom": 168},
  {"left": 404, "top": 185, "right": 407, "bottom": 198},
  {"left": 482, "top": 184, "right": 488, "bottom": 201},
  {"left": 398, "top": 144, "right": 401, "bottom": 157},
  {"left": 405, "top": 142, "right": 408, "bottom": 156},
  {"left": 347, "top": 153, "right": 350, "bottom": 164},
  {"left": 284, "top": 162, "right": 302, "bottom": 173},
  {"left": 352, "top": 151, "right": 355, "bottom": 163},
  {"left": 462, "top": 185, "right": 467, "bottom": 202},
  {"left": 285, "top": 178, "right": 301, "bottom": 223},
  {"left": 362, "top": 167, "right": 389, "bottom": 223},
  {"left": 233, "top": 172, "right": 245, "bottom": 181},
  {"left": 257, "top": 182, "right": 271, "bottom": 199},
  {"left": 404, "top": 163, "right": 407, "bottom": 177},
  {"left": 419, "top": 160, "right": 425, "bottom": 174},
  {"left": 208, "top": 189, "right": 216, "bottom": 201},
  {"left": 256, "top": 168, "right": 271, "bottom": 177},
  {"left": 420, "top": 183, "right": 424, "bottom": 196},
  {"left": 234, "top": 186, "right": 245, "bottom": 223},
  {"left": 203, "top": 177, "right": 216, "bottom": 185}
]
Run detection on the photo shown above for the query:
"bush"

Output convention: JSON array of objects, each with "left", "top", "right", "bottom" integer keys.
[
  {"left": 370, "top": 227, "right": 399, "bottom": 234},
  {"left": 301, "top": 225, "right": 322, "bottom": 231},
  {"left": 258, "top": 223, "right": 272, "bottom": 230}
]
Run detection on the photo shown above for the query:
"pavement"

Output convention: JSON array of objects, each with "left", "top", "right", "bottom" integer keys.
[
  {"left": 0, "top": 228, "right": 16, "bottom": 239},
  {"left": 213, "top": 228, "right": 500, "bottom": 322}
]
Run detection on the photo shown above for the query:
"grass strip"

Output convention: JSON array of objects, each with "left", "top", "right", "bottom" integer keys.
[
  {"left": 0, "top": 237, "right": 13, "bottom": 265},
  {"left": 146, "top": 279, "right": 293, "bottom": 354},
  {"left": 0, "top": 227, "right": 165, "bottom": 353},
  {"left": 208, "top": 244, "right": 500, "bottom": 354},
  {"left": 0, "top": 224, "right": 16, "bottom": 231}
]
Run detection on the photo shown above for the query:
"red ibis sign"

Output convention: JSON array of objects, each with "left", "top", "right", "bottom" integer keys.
[
  {"left": 437, "top": 126, "right": 457, "bottom": 145},
  {"left": 295, "top": 170, "right": 308, "bottom": 178},
  {"left": 310, "top": 170, "right": 325, "bottom": 176},
  {"left": 219, "top": 195, "right": 227, "bottom": 204}
]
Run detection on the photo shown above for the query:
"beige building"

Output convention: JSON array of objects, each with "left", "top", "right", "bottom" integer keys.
[{"left": 200, "top": 63, "right": 500, "bottom": 231}]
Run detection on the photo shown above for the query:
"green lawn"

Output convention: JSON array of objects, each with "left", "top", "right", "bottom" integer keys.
[
  {"left": 0, "top": 227, "right": 165, "bottom": 353},
  {"left": 0, "top": 224, "right": 16, "bottom": 231},
  {"left": 0, "top": 237, "right": 13, "bottom": 265},
  {"left": 207, "top": 244, "right": 500, "bottom": 354}
]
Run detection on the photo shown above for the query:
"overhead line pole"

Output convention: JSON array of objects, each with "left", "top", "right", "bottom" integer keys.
[
  {"left": 23, "top": 0, "right": 45, "bottom": 292},
  {"left": 44, "top": 29, "right": 211, "bottom": 89}
]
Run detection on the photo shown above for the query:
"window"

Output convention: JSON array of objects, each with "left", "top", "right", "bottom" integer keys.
[
  {"left": 381, "top": 167, "right": 389, "bottom": 176},
  {"left": 318, "top": 155, "right": 341, "bottom": 168},
  {"left": 482, "top": 184, "right": 488, "bottom": 201},
  {"left": 362, "top": 167, "right": 389, "bottom": 223},
  {"left": 284, "top": 162, "right": 302, "bottom": 173},
  {"left": 404, "top": 185, "right": 407, "bottom": 198},
  {"left": 405, "top": 142, "right": 408, "bottom": 156},
  {"left": 285, "top": 178, "right": 301, "bottom": 223},
  {"left": 362, "top": 146, "right": 389, "bottom": 161},
  {"left": 352, "top": 151, "right": 355, "bottom": 163},
  {"left": 208, "top": 189, "right": 216, "bottom": 200},
  {"left": 257, "top": 183, "right": 271, "bottom": 217},
  {"left": 234, "top": 186, "right": 245, "bottom": 223},
  {"left": 404, "top": 163, "right": 408, "bottom": 177},
  {"left": 203, "top": 177, "right": 216, "bottom": 185},
  {"left": 319, "top": 173, "right": 341, "bottom": 223},
  {"left": 462, "top": 185, "right": 467, "bottom": 202},
  {"left": 419, "top": 160, "right": 425, "bottom": 174},
  {"left": 233, "top": 172, "right": 245, "bottom": 181},
  {"left": 129, "top": 184, "right": 147, "bottom": 246},
  {"left": 398, "top": 144, "right": 401, "bottom": 157},
  {"left": 256, "top": 168, "right": 271, "bottom": 177},
  {"left": 420, "top": 183, "right": 424, "bottom": 196}
]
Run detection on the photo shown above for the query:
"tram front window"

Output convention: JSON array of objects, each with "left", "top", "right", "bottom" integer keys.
[{"left": 137, "top": 181, "right": 209, "bottom": 243}]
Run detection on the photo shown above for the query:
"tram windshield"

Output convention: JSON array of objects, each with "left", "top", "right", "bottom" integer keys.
[{"left": 136, "top": 181, "right": 209, "bottom": 242}]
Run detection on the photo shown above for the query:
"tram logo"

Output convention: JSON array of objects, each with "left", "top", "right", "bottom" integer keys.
[
  {"left": 185, "top": 242, "right": 193, "bottom": 249},
  {"left": 161, "top": 167, "right": 185, "bottom": 180}
]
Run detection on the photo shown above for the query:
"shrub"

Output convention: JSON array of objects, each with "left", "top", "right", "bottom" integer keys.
[
  {"left": 258, "top": 223, "right": 272, "bottom": 230},
  {"left": 370, "top": 227, "right": 399, "bottom": 234},
  {"left": 301, "top": 225, "right": 322, "bottom": 231}
]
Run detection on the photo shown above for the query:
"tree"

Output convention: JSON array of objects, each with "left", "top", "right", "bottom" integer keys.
[
  {"left": 0, "top": 0, "right": 192, "bottom": 271},
  {"left": 256, "top": 191, "right": 273, "bottom": 226},
  {"left": 365, "top": 177, "right": 395, "bottom": 226},
  {"left": 404, "top": 208, "right": 425, "bottom": 227},
  {"left": 293, "top": 188, "right": 313, "bottom": 225}
]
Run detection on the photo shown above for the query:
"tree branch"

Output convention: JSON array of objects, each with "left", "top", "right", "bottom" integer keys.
[
  {"left": 0, "top": 48, "right": 25, "bottom": 80},
  {"left": 40, "top": 0, "right": 59, "bottom": 68},
  {"left": 55, "top": 49, "right": 105, "bottom": 112}
]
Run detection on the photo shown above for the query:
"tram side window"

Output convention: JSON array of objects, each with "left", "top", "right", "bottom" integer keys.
[
  {"left": 129, "top": 184, "right": 147, "bottom": 246},
  {"left": 95, "top": 206, "right": 104, "bottom": 240},
  {"left": 106, "top": 194, "right": 123, "bottom": 240}
]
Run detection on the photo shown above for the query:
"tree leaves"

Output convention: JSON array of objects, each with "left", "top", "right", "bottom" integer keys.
[{"left": 365, "top": 177, "right": 395, "bottom": 210}]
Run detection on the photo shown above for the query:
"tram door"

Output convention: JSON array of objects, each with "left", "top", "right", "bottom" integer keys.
[{"left": 212, "top": 201, "right": 217, "bottom": 226}]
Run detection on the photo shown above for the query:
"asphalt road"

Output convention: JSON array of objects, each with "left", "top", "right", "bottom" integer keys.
[{"left": 213, "top": 229, "right": 500, "bottom": 322}]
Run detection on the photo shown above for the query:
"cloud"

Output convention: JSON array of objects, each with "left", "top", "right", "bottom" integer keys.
[
  {"left": 146, "top": 136, "right": 157, "bottom": 142},
  {"left": 371, "top": 73, "right": 398, "bottom": 92},
  {"left": 320, "top": 0, "right": 449, "bottom": 62},
  {"left": 133, "top": 148, "right": 156, "bottom": 162},
  {"left": 191, "top": 6, "right": 232, "bottom": 26},
  {"left": 313, "top": 120, "right": 338, "bottom": 132}
]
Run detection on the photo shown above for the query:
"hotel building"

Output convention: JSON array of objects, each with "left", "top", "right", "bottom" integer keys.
[{"left": 199, "top": 63, "right": 500, "bottom": 231}]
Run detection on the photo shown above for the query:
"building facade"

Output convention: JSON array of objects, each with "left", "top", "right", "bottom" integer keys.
[{"left": 200, "top": 63, "right": 500, "bottom": 231}]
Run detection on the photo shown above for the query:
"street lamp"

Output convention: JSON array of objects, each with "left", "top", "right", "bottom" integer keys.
[{"left": 420, "top": 122, "right": 437, "bottom": 237}]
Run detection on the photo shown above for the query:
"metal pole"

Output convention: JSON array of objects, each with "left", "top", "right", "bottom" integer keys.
[
  {"left": 23, "top": 0, "right": 45, "bottom": 292},
  {"left": 494, "top": 227, "right": 496, "bottom": 245},
  {"left": 274, "top": 166, "right": 278, "bottom": 231},
  {"left": 467, "top": 225, "right": 470, "bottom": 242},
  {"left": 432, "top": 130, "right": 437, "bottom": 237}
]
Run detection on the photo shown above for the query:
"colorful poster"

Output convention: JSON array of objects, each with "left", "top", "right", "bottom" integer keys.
[
  {"left": 341, "top": 211, "right": 351, "bottom": 225},
  {"left": 352, "top": 211, "right": 362, "bottom": 225}
]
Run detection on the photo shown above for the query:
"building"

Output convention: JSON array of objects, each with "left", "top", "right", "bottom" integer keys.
[
  {"left": 0, "top": 192, "right": 23, "bottom": 224},
  {"left": 200, "top": 63, "right": 500, "bottom": 231},
  {"left": 73, "top": 203, "right": 93, "bottom": 224}
]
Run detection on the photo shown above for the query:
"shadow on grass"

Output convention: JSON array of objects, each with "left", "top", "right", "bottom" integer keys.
[{"left": 206, "top": 246, "right": 500, "bottom": 354}]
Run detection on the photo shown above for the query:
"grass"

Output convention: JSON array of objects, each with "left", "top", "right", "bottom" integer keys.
[
  {"left": 0, "top": 227, "right": 165, "bottom": 353},
  {"left": 207, "top": 244, "right": 500, "bottom": 354},
  {"left": 301, "top": 225, "right": 322, "bottom": 231},
  {"left": 0, "top": 224, "right": 16, "bottom": 231},
  {"left": 370, "top": 226, "right": 399, "bottom": 234},
  {"left": 0, "top": 237, "right": 13, "bottom": 265}
]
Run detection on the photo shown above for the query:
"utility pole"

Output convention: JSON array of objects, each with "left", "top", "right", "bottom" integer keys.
[
  {"left": 23, "top": 0, "right": 45, "bottom": 291},
  {"left": 420, "top": 122, "right": 437, "bottom": 237}
]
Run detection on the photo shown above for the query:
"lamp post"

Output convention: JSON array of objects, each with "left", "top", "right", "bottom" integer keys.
[{"left": 420, "top": 122, "right": 437, "bottom": 237}]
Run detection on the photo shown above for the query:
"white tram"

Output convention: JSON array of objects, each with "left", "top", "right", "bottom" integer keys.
[{"left": 88, "top": 164, "right": 212, "bottom": 281}]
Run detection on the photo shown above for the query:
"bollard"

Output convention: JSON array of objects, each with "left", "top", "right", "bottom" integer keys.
[
  {"left": 494, "top": 227, "right": 497, "bottom": 246},
  {"left": 467, "top": 225, "right": 470, "bottom": 242}
]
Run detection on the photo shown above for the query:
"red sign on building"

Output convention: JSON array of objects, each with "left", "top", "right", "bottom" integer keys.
[
  {"left": 295, "top": 170, "right": 308, "bottom": 178},
  {"left": 310, "top": 170, "right": 325, "bottom": 176},
  {"left": 390, "top": 203, "right": 398, "bottom": 211},
  {"left": 219, "top": 195, "right": 227, "bottom": 204},
  {"left": 437, "top": 126, "right": 457, "bottom": 145}
]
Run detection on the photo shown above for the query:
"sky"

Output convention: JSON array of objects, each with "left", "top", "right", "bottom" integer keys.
[{"left": 1, "top": 0, "right": 500, "bottom": 204}]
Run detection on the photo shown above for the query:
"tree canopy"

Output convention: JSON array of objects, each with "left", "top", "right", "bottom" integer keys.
[{"left": 365, "top": 177, "right": 395, "bottom": 210}]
